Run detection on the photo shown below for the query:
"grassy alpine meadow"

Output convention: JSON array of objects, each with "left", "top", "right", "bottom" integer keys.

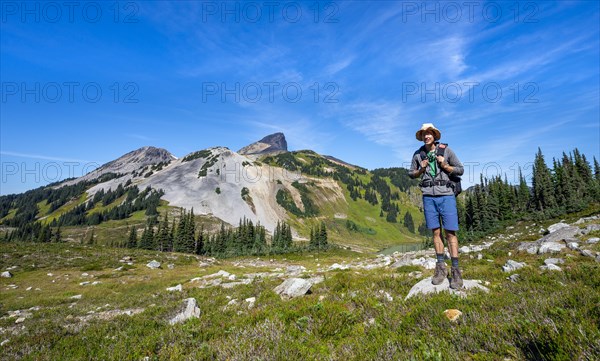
[{"left": 1, "top": 213, "right": 600, "bottom": 360}]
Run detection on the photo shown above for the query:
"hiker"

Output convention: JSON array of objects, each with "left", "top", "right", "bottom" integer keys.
[{"left": 409, "top": 123, "right": 465, "bottom": 289}]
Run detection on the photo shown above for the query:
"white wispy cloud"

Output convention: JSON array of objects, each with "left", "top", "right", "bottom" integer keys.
[
  {"left": 127, "top": 134, "right": 153, "bottom": 141},
  {"left": 0, "top": 151, "right": 92, "bottom": 163},
  {"left": 324, "top": 56, "right": 355, "bottom": 76}
]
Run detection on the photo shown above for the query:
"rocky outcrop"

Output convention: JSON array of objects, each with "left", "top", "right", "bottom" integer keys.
[
  {"left": 405, "top": 278, "right": 489, "bottom": 300},
  {"left": 273, "top": 277, "right": 324, "bottom": 299},
  {"left": 238, "top": 132, "right": 288, "bottom": 155},
  {"left": 169, "top": 298, "right": 201, "bottom": 325}
]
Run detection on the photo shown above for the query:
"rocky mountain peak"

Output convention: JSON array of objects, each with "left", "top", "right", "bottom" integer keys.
[{"left": 238, "top": 132, "right": 288, "bottom": 155}]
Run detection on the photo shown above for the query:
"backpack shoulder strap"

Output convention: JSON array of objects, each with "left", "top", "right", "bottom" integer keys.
[
  {"left": 436, "top": 143, "right": 448, "bottom": 157},
  {"left": 419, "top": 146, "right": 427, "bottom": 160}
]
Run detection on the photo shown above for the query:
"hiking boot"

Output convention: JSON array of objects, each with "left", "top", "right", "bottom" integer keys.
[
  {"left": 432, "top": 262, "right": 448, "bottom": 285},
  {"left": 450, "top": 266, "right": 464, "bottom": 289}
]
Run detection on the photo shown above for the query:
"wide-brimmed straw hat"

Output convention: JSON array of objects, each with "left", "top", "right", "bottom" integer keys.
[{"left": 415, "top": 123, "right": 441, "bottom": 141}]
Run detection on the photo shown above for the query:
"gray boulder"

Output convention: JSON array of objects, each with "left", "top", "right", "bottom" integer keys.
[
  {"left": 517, "top": 242, "right": 539, "bottom": 254},
  {"left": 273, "top": 277, "right": 323, "bottom": 299},
  {"left": 587, "top": 237, "right": 599, "bottom": 244},
  {"left": 507, "top": 274, "right": 520, "bottom": 283},
  {"left": 502, "top": 260, "right": 525, "bottom": 273},
  {"left": 540, "top": 264, "right": 562, "bottom": 271},
  {"left": 544, "top": 258, "right": 564, "bottom": 265},
  {"left": 405, "top": 278, "right": 489, "bottom": 300},
  {"left": 547, "top": 222, "right": 569, "bottom": 233},
  {"left": 538, "top": 242, "right": 565, "bottom": 254},
  {"left": 580, "top": 249, "right": 595, "bottom": 258},
  {"left": 146, "top": 260, "right": 161, "bottom": 269},
  {"left": 169, "top": 298, "right": 201, "bottom": 325},
  {"left": 166, "top": 284, "right": 182, "bottom": 292},
  {"left": 1, "top": 271, "right": 12, "bottom": 278},
  {"left": 580, "top": 224, "right": 600, "bottom": 235},
  {"left": 536, "top": 226, "right": 579, "bottom": 244}
]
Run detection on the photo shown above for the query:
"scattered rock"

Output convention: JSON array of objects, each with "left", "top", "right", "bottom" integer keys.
[
  {"left": 581, "top": 224, "right": 600, "bottom": 235},
  {"left": 408, "top": 271, "right": 422, "bottom": 279},
  {"left": 540, "top": 264, "right": 562, "bottom": 271},
  {"left": 15, "top": 317, "right": 25, "bottom": 324},
  {"left": 328, "top": 263, "right": 350, "bottom": 271},
  {"left": 517, "top": 242, "right": 539, "bottom": 254},
  {"left": 0, "top": 339, "right": 8, "bottom": 347},
  {"left": 477, "top": 253, "right": 483, "bottom": 260},
  {"left": 167, "top": 264, "right": 175, "bottom": 270},
  {"left": 1, "top": 271, "right": 12, "bottom": 278},
  {"left": 169, "top": 298, "right": 201, "bottom": 325},
  {"left": 459, "top": 246, "right": 471, "bottom": 254},
  {"left": 378, "top": 290, "right": 393, "bottom": 302},
  {"left": 405, "top": 278, "right": 489, "bottom": 300},
  {"left": 574, "top": 215, "right": 600, "bottom": 224},
  {"left": 411, "top": 257, "right": 437, "bottom": 270},
  {"left": 273, "top": 277, "right": 322, "bottom": 299},
  {"left": 547, "top": 222, "right": 569, "bottom": 233},
  {"left": 70, "top": 294, "right": 82, "bottom": 300},
  {"left": 443, "top": 309, "right": 462, "bottom": 322},
  {"left": 536, "top": 226, "right": 579, "bottom": 244},
  {"left": 245, "top": 297, "right": 256, "bottom": 309},
  {"left": 286, "top": 265, "right": 306, "bottom": 275},
  {"left": 507, "top": 274, "right": 520, "bottom": 283},
  {"left": 146, "top": 260, "right": 161, "bottom": 269},
  {"left": 587, "top": 237, "right": 599, "bottom": 244},
  {"left": 544, "top": 258, "right": 564, "bottom": 265},
  {"left": 566, "top": 241, "right": 579, "bottom": 250},
  {"left": 219, "top": 279, "right": 253, "bottom": 289},
  {"left": 502, "top": 260, "right": 525, "bottom": 273},
  {"left": 166, "top": 284, "right": 182, "bottom": 292},
  {"left": 580, "top": 249, "right": 595, "bottom": 258},
  {"left": 538, "top": 241, "right": 565, "bottom": 254},
  {"left": 79, "top": 281, "right": 90, "bottom": 286},
  {"left": 203, "top": 270, "right": 231, "bottom": 279}
]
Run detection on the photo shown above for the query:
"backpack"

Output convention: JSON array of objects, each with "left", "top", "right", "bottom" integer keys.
[{"left": 419, "top": 143, "right": 462, "bottom": 196}]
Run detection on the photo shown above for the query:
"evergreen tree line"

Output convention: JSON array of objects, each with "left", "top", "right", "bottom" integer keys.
[
  {"left": 309, "top": 222, "right": 329, "bottom": 250},
  {"left": 51, "top": 186, "right": 163, "bottom": 227},
  {"left": 123, "top": 210, "right": 329, "bottom": 258},
  {"left": 1, "top": 185, "right": 164, "bottom": 243},
  {"left": 458, "top": 148, "right": 600, "bottom": 242},
  {"left": 1, "top": 222, "right": 62, "bottom": 243},
  {"left": 0, "top": 173, "right": 122, "bottom": 228}
]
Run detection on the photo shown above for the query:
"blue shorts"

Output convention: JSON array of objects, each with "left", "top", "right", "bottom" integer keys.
[{"left": 423, "top": 195, "right": 459, "bottom": 231}]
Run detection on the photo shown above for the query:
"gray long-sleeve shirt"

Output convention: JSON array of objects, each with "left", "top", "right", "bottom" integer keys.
[{"left": 409, "top": 144, "right": 464, "bottom": 196}]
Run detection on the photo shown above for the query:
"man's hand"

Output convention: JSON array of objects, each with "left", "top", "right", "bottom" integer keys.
[
  {"left": 420, "top": 159, "right": 429, "bottom": 168},
  {"left": 436, "top": 155, "right": 445, "bottom": 164}
]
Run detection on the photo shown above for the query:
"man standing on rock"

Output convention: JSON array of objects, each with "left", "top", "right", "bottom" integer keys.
[{"left": 409, "top": 123, "right": 465, "bottom": 289}]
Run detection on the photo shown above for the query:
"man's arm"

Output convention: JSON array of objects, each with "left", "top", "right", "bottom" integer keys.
[
  {"left": 440, "top": 148, "right": 464, "bottom": 176},
  {"left": 409, "top": 153, "right": 427, "bottom": 179}
]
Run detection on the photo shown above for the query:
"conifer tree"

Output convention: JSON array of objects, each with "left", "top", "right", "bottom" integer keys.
[
  {"left": 127, "top": 226, "right": 138, "bottom": 249},
  {"left": 403, "top": 211, "right": 415, "bottom": 233},
  {"left": 517, "top": 167, "right": 530, "bottom": 212},
  {"left": 532, "top": 148, "right": 557, "bottom": 213},
  {"left": 53, "top": 226, "right": 62, "bottom": 243},
  {"left": 156, "top": 213, "right": 171, "bottom": 252},
  {"left": 139, "top": 225, "right": 155, "bottom": 250}
]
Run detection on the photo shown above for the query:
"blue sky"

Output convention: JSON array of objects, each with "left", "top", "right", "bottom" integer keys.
[{"left": 1, "top": 0, "right": 599, "bottom": 195}]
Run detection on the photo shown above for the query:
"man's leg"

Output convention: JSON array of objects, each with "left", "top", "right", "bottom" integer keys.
[
  {"left": 431, "top": 227, "right": 448, "bottom": 285},
  {"left": 445, "top": 230, "right": 458, "bottom": 258},
  {"left": 446, "top": 230, "right": 463, "bottom": 289}
]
